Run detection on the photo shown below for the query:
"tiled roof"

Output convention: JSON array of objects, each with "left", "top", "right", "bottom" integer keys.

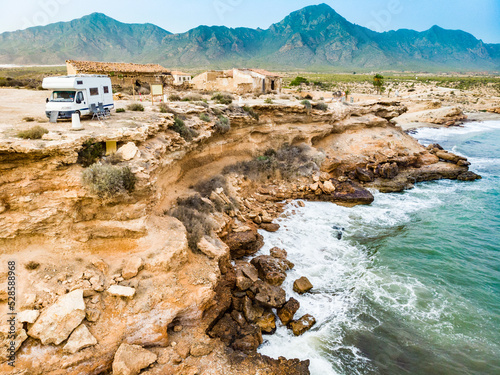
[
  {"left": 248, "top": 69, "right": 282, "bottom": 78},
  {"left": 66, "top": 60, "right": 171, "bottom": 74},
  {"left": 171, "top": 71, "right": 190, "bottom": 76}
]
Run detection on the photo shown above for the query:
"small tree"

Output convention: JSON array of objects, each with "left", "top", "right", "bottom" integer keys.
[
  {"left": 373, "top": 74, "right": 384, "bottom": 95},
  {"left": 290, "top": 76, "right": 309, "bottom": 86}
]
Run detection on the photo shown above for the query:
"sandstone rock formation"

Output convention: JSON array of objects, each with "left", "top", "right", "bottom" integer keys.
[{"left": 0, "top": 98, "right": 482, "bottom": 374}]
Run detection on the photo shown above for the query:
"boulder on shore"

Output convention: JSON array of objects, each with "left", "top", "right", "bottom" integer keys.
[
  {"left": 225, "top": 229, "right": 264, "bottom": 259},
  {"left": 277, "top": 298, "right": 300, "bottom": 326},
  {"left": 293, "top": 277, "right": 313, "bottom": 294},
  {"left": 251, "top": 281, "right": 287, "bottom": 309},
  {"left": 251, "top": 255, "right": 288, "bottom": 286},
  {"left": 289, "top": 314, "right": 316, "bottom": 336}
]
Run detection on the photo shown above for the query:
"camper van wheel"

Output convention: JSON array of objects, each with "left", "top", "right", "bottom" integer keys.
[{"left": 75, "top": 111, "right": 81, "bottom": 118}]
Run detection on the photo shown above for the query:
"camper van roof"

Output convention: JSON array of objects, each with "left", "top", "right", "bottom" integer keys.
[{"left": 56, "top": 74, "right": 110, "bottom": 78}]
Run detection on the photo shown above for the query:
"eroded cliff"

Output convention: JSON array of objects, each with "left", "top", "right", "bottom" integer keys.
[{"left": 0, "top": 100, "right": 479, "bottom": 374}]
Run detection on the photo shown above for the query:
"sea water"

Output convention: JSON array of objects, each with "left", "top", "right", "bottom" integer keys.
[{"left": 257, "top": 121, "right": 500, "bottom": 374}]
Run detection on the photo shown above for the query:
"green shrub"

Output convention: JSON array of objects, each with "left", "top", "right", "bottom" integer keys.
[
  {"left": 223, "top": 144, "right": 320, "bottom": 181},
  {"left": 199, "top": 113, "right": 211, "bottom": 122},
  {"left": 194, "top": 175, "right": 228, "bottom": 197},
  {"left": 167, "top": 193, "right": 235, "bottom": 250},
  {"left": 214, "top": 115, "right": 230, "bottom": 134},
  {"left": 172, "top": 117, "right": 197, "bottom": 141},
  {"left": 168, "top": 94, "right": 182, "bottom": 102},
  {"left": 211, "top": 92, "right": 233, "bottom": 105},
  {"left": 116, "top": 108, "right": 126, "bottom": 113},
  {"left": 314, "top": 102, "right": 328, "bottom": 111},
  {"left": 193, "top": 175, "right": 237, "bottom": 213},
  {"left": 169, "top": 200, "right": 215, "bottom": 250},
  {"left": 195, "top": 101, "right": 209, "bottom": 108},
  {"left": 127, "top": 103, "right": 144, "bottom": 112},
  {"left": 82, "top": 164, "right": 136, "bottom": 198},
  {"left": 264, "top": 98, "right": 273, "bottom": 104},
  {"left": 183, "top": 93, "right": 203, "bottom": 101},
  {"left": 77, "top": 140, "right": 105, "bottom": 167},
  {"left": 290, "top": 76, "right": 309, "bottom": 86},
  {"left": 17, "top": 126, "right": 49, "bottom": 139},
  {"left": 23, "top": 116, "right": 35, "bottom": 122},
  {"left": 243, "top": 105, "right": 259, "bottom": 120},
  {"left": 301, "top": 100, "right": 312, "bottom": 109}
]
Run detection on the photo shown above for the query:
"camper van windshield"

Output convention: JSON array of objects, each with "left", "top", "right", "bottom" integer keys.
[{"left": 51, "top": 91, "right": 76, "bottom": 102}]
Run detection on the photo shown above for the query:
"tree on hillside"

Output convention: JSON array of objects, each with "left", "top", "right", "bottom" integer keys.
[{"left": 373, "top": 74, "right": 385, "bottom": 95}]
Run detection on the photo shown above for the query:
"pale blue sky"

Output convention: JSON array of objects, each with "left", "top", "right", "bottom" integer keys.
[{"left": 1, "top": 0, "right": 499, "bottom": 43}]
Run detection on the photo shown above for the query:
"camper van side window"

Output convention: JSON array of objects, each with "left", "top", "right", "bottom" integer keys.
[
  {"left": 90, "top": 88, "right": 99, "bottom": 96},
  {"left": 77, "top": 80, "right": 83, "bottom": 85},
  {"left": 103, "top": 86, "right": 109, "bottom": 94}
]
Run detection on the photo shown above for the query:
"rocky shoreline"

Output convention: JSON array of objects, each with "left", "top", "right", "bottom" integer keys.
[{"left": 0, "top": 99, "right": 482, "bottom": 374}]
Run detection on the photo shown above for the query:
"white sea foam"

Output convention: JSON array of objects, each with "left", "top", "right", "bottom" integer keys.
[
  {"left": 257, "top": 121, "right": 500, "bottom": 374},
  {"left": 413, "top": 121, "right": 500, "bottom": 144},
  {"left": 257, "top": 189, "right": 453, "bottom": 374}
]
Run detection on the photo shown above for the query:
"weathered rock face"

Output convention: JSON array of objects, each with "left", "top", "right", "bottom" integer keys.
[
  {"left": 0, "top": 99, "right": 481, "bottom": 375},
  {"left": 28, "top": 289, "right": 86, "bottom": 345},
  {"left": 112, "top": 343, "right": 157, "bottom": 375}
]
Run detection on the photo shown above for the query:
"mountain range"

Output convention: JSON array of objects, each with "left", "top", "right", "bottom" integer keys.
[{"left": 0, "top": 3, "right": 498, "bottom": 71}]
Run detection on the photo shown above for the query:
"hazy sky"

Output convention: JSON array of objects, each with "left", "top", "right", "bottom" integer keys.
[{"left": 1, "top": 0, "right": 499, "bottom": 43}]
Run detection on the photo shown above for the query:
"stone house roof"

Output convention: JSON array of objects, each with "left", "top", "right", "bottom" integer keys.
[
  {"left": 66, "top": 60, "right": 171, "bottom": 74},
  {"left": 171, "top": 71, "right": 191, "bottom": 76},
  {"left": 248, "top": 69, "right": 282, "bottom": 78}
]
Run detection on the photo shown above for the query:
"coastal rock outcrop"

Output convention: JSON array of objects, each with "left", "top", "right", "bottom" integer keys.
[{"left": 0, "top": 98, "right": 482, "bottom": 375}]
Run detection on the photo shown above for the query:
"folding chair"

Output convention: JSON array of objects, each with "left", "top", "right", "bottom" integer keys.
[
  {"left": 91, "top": 103, "right": 104, "bottom": 121},
  {"left": 98, "top": 102, "right": 110, "bottom": 119}
]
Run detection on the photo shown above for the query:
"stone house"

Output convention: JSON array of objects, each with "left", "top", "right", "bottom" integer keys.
[
  {"left": 66, "top": 60, "right": 174, "bottom": 89},
  {"left": 171, "top": 71, "right": 192, "bottom": 86},
  {"left": 191, "top": 68, "right": 282, "bottom": 94}
]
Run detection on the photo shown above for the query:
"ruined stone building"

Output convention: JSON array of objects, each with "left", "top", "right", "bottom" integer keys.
[
  {"left": 66, "top": 60, "right": 174, "bottom": 89},
  {"left": 191, "top": 68, "right": 282, "bottom": 94}
]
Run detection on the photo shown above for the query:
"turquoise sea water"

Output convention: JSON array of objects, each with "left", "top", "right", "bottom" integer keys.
[{"left": 257, "top": 121, "right": 500, "bottom": 374}]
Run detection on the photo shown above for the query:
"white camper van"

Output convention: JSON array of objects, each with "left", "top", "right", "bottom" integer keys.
[{"left": 42, "top": 75, "right": 114, "bottom": 119}]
